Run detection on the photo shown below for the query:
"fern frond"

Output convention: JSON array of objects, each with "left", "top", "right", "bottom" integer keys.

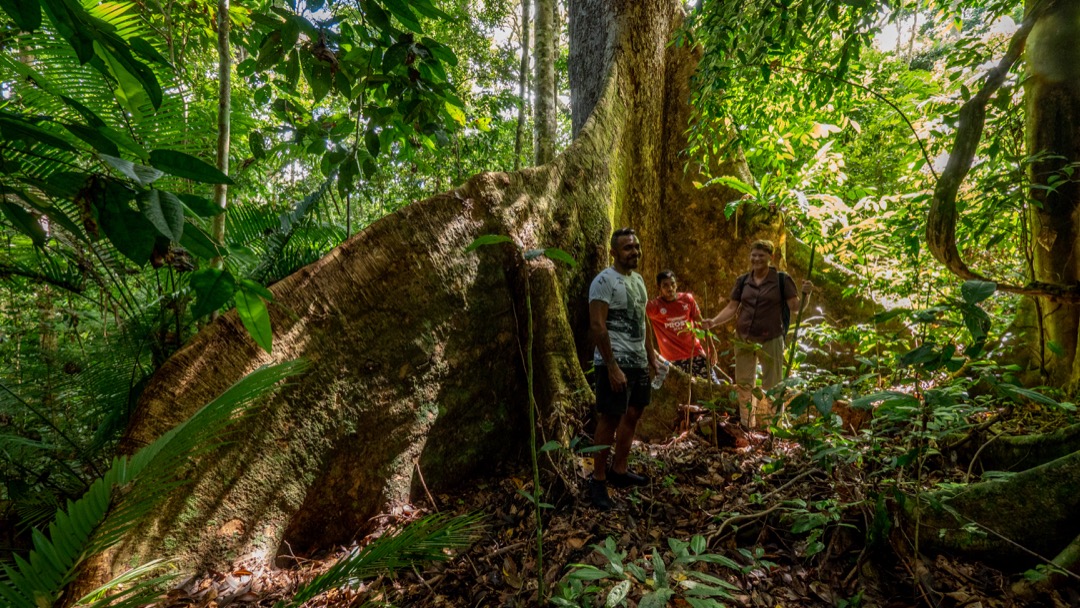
[
  {"left": 0, "top": 359, "right": 310, "bottom": 608},
  {"left": 282, "top": 513, "right": 484, "bottom": 608}
]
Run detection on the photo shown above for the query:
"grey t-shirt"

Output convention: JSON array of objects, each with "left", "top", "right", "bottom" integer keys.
[{"left": 589, "top": 267, "right": 649, "bottom": 369}]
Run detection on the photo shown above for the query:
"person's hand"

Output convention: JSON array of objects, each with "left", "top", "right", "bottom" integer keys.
[
  {"left": 701, "top": 318, "right": 715, "bottom": 330},
  {"left": 649, "top": 358, "right": 661, "bottom": 379},
  {"left": 608, "top": 365, "right": 627, "bottom": 392},
  {"left": 802, "top": 280, "right": 814, "bottom": 295}
]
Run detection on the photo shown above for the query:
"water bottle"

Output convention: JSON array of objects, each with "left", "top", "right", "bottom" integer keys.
[{"left": 651, "top": 360, "right": 670, "bottom": 389}]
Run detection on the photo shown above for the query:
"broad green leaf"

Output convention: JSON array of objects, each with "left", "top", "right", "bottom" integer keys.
[
  {"left": 539, "top": 440, "right": 561, "bottom": 453},
  {"left": 128, "top": 37, "right": 171, "bottom": 66},
  {"left": 304, "top": 60, "right": 333, "bottom": 103},
  {"left": 190, "top": 268, "right": 236, "bottom": 318},
  {"left": 179, "top": 224, "right": 225, "bottom": 259},
  {"left": 39, "top": 0, "right": 94, "bottom": 62},
  {"left": 97, "top": 42, "right": 150, "bottom": 117},
  {"left": 605, "top": 580, "right": 630, "bottom": 607},
  {"left": 543, "top": 248, "right": 577, "bottom": 267},
  {"left": 178, "top": 193, "right": 223, "bottom": 218},
  {"left": 850, "top": 391, "right": 919, "bottom": 411},
  {"left": 465, "top": 234, "right": 513, "bottom": 252},
  {"left": 98, "top": 205, "right": 156, "bottom": 265},
  {"left": 0, "top": 112, "right": 75, "bottom": 152},
  {"left": 444, "top": 101, "right": 466, "bottom": 126},
  {"left": 421, "top": 37, "right": 457, "bottom": 66},
  {"left": 365, "top": 128, "right": 381, "bottom": 158},
  {"left": 235, "top": 289, "right": 272, "bottom": 353},
  {"left": 638, "top": 588, "right": 674, "bottom": 608},
  {"left": 1, "top": 203, "right": 47, "bottom": 247},
  {"left": 62, "top": 123, "right": 120, "bottom": 156},
  {"left": 0, "top": 0, "right": 41, "bottom": 31},
  {"left": 960, "top": 279, "right": 996, "bottom": 305},
  {"left": 99, "top": 154, "right": 164, "bottom": 186},
  {"left": 138, "top": 190, "right": 184, "bottom": 241},
  {"left": 149, "top": 150, "right": 235, "bottom": 185},
  {"left": 239, "top": 278, "right": 274, "bottom": 301},
  {"left": 380, "top": 0, "right": 422, "bottom": 32},
  {"left": 408, "top": 0, "right": 451, "bottom": 20}
]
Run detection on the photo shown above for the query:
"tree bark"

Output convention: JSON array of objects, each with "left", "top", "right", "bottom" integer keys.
[
  {"left": 210, "top": 0, "right": 231, "bottom": 267},
  {"left": 1023, "top": 0, "right": 1080, "bottom": 387},
  {"left": 514, "top": 0, "right": 531, "bottom": 171},
  {"left": 533, "top": 0, "right": 557, "bottom": 165}
]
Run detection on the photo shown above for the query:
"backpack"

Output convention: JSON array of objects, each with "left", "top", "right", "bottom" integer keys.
[{"left": 736, "top": 271, "right": 791, "bottom": 335}]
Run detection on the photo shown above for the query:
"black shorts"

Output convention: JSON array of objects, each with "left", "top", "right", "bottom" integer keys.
[{"left": 594, "top": 366, "right": 651, "bottom": 417}]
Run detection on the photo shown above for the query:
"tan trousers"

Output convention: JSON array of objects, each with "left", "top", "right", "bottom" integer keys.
[{"left": 734, "top": 336, "right": 785, "bottom": 428}]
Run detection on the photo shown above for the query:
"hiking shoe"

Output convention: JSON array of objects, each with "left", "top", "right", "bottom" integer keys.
[
  {"left": 589, "top": 479, "right": 613, "bottom": 511},
  {"left": 607, "top": 469, "right": 649, "bottom": 488}
]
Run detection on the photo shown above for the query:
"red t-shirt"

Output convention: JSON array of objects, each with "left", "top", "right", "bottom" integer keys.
[{"left": 646, "top": 293, "right": 706, "bottom": 361}]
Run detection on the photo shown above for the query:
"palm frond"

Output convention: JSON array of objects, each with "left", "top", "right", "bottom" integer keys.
[
  {"left": 0, "top": 359, "right": 309, "bottom": 608},
  {"left": 249, "top": 174, "right": 336, "bottom": 284},
  {"left": 282, "top": 513, "right": 484, "bottom": 608}
]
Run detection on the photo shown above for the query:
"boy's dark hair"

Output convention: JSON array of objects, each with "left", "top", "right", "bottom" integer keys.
[
  {"left": 656, "top": 270, "right": 676, "bottom": 285},
  {"left": 610, "top": 227, "right": 636, "bottom": 249}
]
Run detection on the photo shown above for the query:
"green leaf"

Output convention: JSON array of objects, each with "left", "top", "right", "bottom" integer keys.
[
  {"left": 444, "top": 101, "right": 466, "bottom": 126},
  {"left": 605, "top": 580, "right": 630, "bottom": 607},
  {"left": 539, "top": 440, "right": 561, "bottom": 453},
  {"left": 0, "top": 0, "right": 41, "bottom": 30},
  {"left": 304, "top": 59, "right": 333, "bottom": 103},
  {"left": 1, "top": 202, "right": 47, "bottom": 246},
  {"left": 0, "top": 112, "right": 75, "bottom": 152},
  {"left": 408, "top": 0, "right": 451, "bottom": 20},
  {"left": 98, "top": 204, "right": 156, "bottom": 265},
  {"left": 708, "top": 175, "right": 756, "bottom": 196},
  {"left": 239, "top": 278, "right": 274, "bottom": 301},
  {"left": 190, "top": 268, "right": 236, "bottom": 318},
  {"left": 62, "top": 123, "right": 120, "bottom": 156},
  {"left": 138, "top": 190, "right": 184, "bottom": 241},
  {"left": 98, "top": 42, "right": 151, "bottom": 117},
  {"left": 235, "top": 289, "right": 273, "bottom": 353},
  {"left": 178, "top": 194, "right": 223, "bottom": 218},
  {"left": 127, "top": 37, "right": 171, "bottom": 67},
  {"left": 149, "top": 150, "right": 234, "bottom": 185},
  {"left": 639, "top": 588, "right": 674, "bottom": 608},
  {"left": 421, "top": 37, "right": 457, "bottom": 66},
  {"left": 99, "top": 154, "right": 164, "bottom": 186},
  {"left": 960, "top": 279, "right": 996, "bottom": 305},
  {"left": 39, "top": 0, "right": 94, "bottom": 62},
  {"left": 178, "top": 224, "right": 224, "bottom": 259},
  {"left": 465, "top": 234, "right": 513, "bottom": 252},
  {"left": 850, "top": 391, "right": 919, "bottom": 411},
  {"left": 365, "top": 128, "right": 381, "bottom": 159},
  {"left": 543, "top": 248, "right": 577, "bottom": 267},
  {"left": 380, "top": 0, "right": 422, "bottom": 32}
]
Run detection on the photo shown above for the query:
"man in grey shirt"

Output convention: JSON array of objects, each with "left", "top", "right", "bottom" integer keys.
[{"left": 588, "top": 227, "right": 659, "bottom": 510}]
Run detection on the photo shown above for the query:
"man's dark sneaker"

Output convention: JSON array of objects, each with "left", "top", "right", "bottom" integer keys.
[
  {"left": 607, "top": 469, "right": 649, "bottom": 488},
  {"left": 589, "top": 479, "right": 613, "bottom": 510}
]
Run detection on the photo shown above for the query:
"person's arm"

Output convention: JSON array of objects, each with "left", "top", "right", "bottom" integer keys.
[
  {"left": 702, "top": 300, "right": 739, "bottom": 329},
  {"left": 788, "top": 279, "right": 813, "bottom": 315},
  {"left": 590, "top": 300, "right": 626, "bottom": 391},
  {"left": 645, "top": 315, "right": 659, "bottom": 377}
]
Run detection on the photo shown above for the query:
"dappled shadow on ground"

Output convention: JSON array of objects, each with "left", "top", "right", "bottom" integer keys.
[{"left": 162, "top": 418, "right": 1074, "bottom": 608}]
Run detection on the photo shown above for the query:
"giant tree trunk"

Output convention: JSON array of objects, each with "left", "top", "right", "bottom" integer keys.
[
  {"left": 95, "top": 0, "right": 850, "bottom": 580},
  {"left": 533, "top": 0, "right": 557, "bottom": 165},
  {"left": 1021, "top": 1, "right": 1080, "bottom": 388}
]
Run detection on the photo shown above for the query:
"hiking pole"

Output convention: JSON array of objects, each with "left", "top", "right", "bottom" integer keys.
[{"left": 784, "top": 242, "right": 815, "bottom": 380}]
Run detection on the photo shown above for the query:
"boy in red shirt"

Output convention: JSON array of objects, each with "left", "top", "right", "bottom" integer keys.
[{"left": 646, "top": 270, "right": 711, "bottom": 378}]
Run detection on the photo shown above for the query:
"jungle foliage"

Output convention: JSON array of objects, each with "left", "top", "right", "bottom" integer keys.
[{"left": 1, "top": 0, "right": 1078, "bottom": 604}]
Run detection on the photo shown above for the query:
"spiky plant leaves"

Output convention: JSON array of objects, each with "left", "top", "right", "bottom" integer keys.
[
  {"left": 0, "top": 359, "right": 309, "bottom": 608},
  {"left": 281, "top": 513, "right": 484, "bottom": 608}
]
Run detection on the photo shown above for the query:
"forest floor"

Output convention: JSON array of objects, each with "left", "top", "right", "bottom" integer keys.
[{"left": 161, "top": 411, "right": 1075, "bottom": 608}]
